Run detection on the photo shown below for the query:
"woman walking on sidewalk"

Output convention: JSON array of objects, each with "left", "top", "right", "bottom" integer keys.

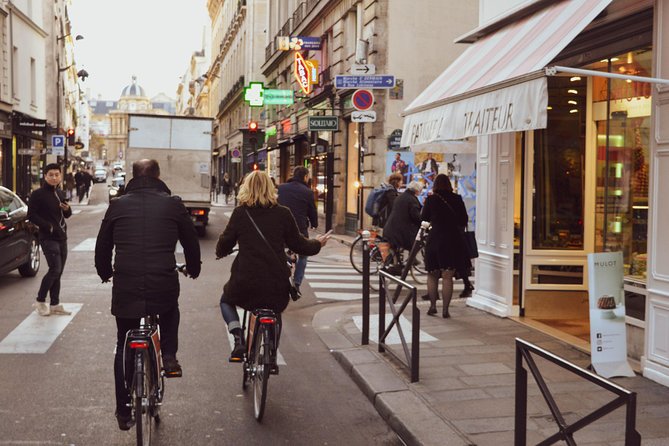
[{"left": 420, "top": 174, "right": 471, "bottom": 318}]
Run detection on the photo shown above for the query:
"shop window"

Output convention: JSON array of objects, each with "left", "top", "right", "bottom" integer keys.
[
  {"left": 530, "top": 265, "right": 584, "bottom": 285},
  {"left": 589, "top": 48, "right": 651, "bottom": 281},
  {"left": 532, "top": 76, "right": 586, "bottom": 250}
]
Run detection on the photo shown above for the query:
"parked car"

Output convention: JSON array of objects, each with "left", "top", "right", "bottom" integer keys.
[
  {"left": 108, "top": 174, "right": 126, "bottom": 202},
  {"left": 0, "top": 186, "right": 40, "bottom": 277},
  {"left": 94, "top": 168, "right": 108, "bottom": 183}
]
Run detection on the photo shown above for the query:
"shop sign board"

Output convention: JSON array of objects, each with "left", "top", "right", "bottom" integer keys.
[
  {"left": 244, "top": 82, "right": 265, "bottom": 107},
  {"left": 277, "top": 36, "right": 322, "bottom": 51},
  {"left": 265, "top": 89, "right": 294, "bottom": 105},
  {"left": 17, "top": 148, "right": 40, "bottom": 155},
  {"left": 351, "top": 64, "right": 376, "bottom": 75},
  {"left": 587, "top": 251, "right": 635, "bottom": 378},
  {"left": 388, "top": 129, "right": 403, "bottom": 150},
  {"left": 351, "top": 111, "right": 376, "bottom": 123},
  {"left": 294, "top": 52, "right": 313, "bottom": 95},
  {"left": 352, "top": 89, "right": 374, "bottom": 111},
  {"left": 335, "top": 75, "right": 396, "bottom": 89},
  {"left": 308, "top": 116, "right": 338, "bottom": 131}
]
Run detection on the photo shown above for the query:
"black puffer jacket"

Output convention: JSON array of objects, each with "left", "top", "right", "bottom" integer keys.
[
  {"left": 216, "top": 205, "right": 321, "bottom": 313},
  {"left": 95, "top": 177, "right": 201, "bottom": 318}
]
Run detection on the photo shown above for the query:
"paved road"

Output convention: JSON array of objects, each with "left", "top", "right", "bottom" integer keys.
[{"left": 0, "top": 183, "right": 400, "bottom": 445}]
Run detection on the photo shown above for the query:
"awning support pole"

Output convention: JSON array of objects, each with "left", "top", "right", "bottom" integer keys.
[{"left": 546, "top": 66, "right": 669, "bottom": 85}]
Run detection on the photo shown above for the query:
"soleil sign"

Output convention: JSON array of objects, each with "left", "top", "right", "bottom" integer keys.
[{"left": 294, "top": 52, "right": 313, "bottom": 95}]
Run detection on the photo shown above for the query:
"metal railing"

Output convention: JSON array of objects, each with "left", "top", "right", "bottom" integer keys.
[
  {"left": 292, "top": 2, "right": 306, "bottom": 26},
  {"left": 378, "top": 270, "right": 419, "bottom": 383},
  {"left": 515, "top": 338, "right": 641, "bottom": 445}
]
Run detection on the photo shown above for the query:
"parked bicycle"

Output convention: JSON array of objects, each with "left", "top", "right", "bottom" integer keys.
[
  {"left": 349, "top": 228, "right": 427, "bottom": 289},
  {"left": 122, "top": 263, "right": 189, "bottom": 446}
]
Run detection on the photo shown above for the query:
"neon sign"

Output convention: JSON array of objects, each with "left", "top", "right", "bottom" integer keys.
[{"left": 294, "top": 52, "right": 313, "bottom": 95}]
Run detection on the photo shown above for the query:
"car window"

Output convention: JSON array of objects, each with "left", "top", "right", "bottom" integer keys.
[{"left": 0, "top": 190, "right": 14, "bottom": 212}]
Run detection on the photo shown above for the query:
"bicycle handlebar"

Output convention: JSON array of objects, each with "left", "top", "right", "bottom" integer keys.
[{"left": 175, "top": 263, "right": 189, "bottom": 277}]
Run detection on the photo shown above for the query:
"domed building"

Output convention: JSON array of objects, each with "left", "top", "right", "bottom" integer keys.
[{"left": 100, "top": 76, "right": 175, "bottom": 162}]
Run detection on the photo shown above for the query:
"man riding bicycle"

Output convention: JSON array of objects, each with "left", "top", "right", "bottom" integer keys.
[
  {"left": 215, "top": 171, "right": 330, "bottom": 362},
  {"left": 94, "top": 159, "right": 201, "bottom": 431}
]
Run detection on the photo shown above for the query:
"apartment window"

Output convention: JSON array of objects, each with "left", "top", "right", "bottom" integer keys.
[{"left": 30, "top": 58, "right": 36, "bottom": 106}]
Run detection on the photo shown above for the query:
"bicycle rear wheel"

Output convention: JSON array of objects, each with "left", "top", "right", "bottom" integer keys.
[
  {"left": 370, "top": 245, "right": 394, "bottom": 291},
  {"left": 134, "top": 350, "right": 152, "bottom": 446},
  {"left": 252, "top": 326, "right": 270, "bottom": 422}
]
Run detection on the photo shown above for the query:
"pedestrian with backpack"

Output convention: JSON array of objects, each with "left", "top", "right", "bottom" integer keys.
[{"left": 365, "top": 173, "right": 402, "bottom": 228}]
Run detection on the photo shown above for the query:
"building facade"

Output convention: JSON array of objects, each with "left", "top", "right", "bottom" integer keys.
[{"left": 402, "top": 0, "right": 669, "bottom": 387}]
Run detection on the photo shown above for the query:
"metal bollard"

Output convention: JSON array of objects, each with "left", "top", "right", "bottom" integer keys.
[{"left": 361, "top": 230, "right": 370, "bottom": 345}]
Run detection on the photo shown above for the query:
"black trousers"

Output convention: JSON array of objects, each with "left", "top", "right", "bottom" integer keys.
[
  {"left": 37, "top": 239, "right": 68, "bottom": 304},
  {"left": 113, "top": 306, "right": 180, "bottom": 414}
]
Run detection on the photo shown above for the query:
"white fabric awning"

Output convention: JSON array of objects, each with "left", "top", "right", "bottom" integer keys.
[{"left": 401, "top": 0, "right": 612, "bottom": 147}]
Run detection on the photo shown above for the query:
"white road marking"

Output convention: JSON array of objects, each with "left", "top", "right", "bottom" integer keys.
[
  {"left": 305, "top": 274, "right": 362, "bottom": 281},
  {"left": 224, "top": 211, "right": 232, "bottom": 218},
  {"left": 352, "top": 314, "right": 437, "bottom": 345},
  {"left": 72, "top": 209, "right": 82, "bottom": 214},
  {"left": 72, "top": 237, "right": 185, "bottom": 254},
  {"left": 312, "top": 292, "right": 365, "bottom": 301},
  {"left": 0, "top": 304, "right": 83, "bottom": 354},
  {"left": 309, "top": 282, "right": 362, "bottom": 289}
]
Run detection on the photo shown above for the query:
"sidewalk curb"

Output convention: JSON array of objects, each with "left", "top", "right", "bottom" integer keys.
[{"left": 313, "top": 305, "right": 472, "bottom": 446}]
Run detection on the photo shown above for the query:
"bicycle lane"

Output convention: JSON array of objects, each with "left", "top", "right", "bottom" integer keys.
[{"left": 313, "top": 299, "right": 669, "bottom": 446}]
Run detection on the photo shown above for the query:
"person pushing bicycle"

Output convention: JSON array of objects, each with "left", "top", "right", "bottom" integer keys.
[
  {"left": 215, "top": 171, "right": 330, "bottom": 362},
  {"left": 95, "top": 159, "right": 201, "bottom": 431}
]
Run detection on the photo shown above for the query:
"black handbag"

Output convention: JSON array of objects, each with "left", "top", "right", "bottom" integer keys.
[
  {"left": 462, "top": 227, "right": 479, "bottom": 259},
  {"left": 245, "top": 209, "right": 301, "bottom": 301}
]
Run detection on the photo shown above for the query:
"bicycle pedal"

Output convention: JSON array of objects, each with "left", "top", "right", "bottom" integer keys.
[
  {"left": 163, "top": 370, "right": 182, "bottom": 378},
  {"left": 228, "top": 357, "right": 243, "bottom": 363}
]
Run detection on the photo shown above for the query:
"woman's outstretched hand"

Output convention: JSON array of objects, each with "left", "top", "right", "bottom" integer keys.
[{"left": 316, "top": 230, "right": 334, "bottom": 247}]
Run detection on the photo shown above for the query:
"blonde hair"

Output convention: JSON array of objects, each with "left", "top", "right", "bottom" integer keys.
[{"left": 237, "top": 171, "right": 278, "bottom": 207}]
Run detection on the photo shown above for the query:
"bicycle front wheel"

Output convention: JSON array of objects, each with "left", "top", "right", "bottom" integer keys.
[
  {"left": 252, "top": 326, "right": 270, "bottom": 422},
  {"left": 134, "top": 351, "right": 152, "bottom": 446}
]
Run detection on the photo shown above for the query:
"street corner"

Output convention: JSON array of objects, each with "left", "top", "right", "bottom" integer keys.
[{"left": 312, "top": 303, "right": 360, "bottom": 351}]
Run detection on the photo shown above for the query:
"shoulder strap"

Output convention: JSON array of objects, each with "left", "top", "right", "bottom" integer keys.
[{"left": 245, "top": 209, "right": 289, "bottom": 274}]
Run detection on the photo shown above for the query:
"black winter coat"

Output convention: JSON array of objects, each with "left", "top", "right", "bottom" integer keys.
[
  {"left": 94, "top": 177, "right": 201, "bottom": 318},
  {"left": 27, "top": 184, "right": 72, "bottom": 241},
  {"left": 420, "top": 190, "right": 471, "bottom": 274},
  {"left": 216, "top": 205, "right": 321, "bottom": 313},
  {"left": 382, "top": 190, "right": 422, "bottom": 251},
  {"left": 277, "top": 179, "right": 317, "bottom": 236}
]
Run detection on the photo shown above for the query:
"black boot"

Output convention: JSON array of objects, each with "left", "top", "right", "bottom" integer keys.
[{"left": 229, "top": 328, "right": 245, "bottom": 362}]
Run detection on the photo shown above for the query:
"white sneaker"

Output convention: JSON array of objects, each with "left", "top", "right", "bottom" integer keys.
[
  {"left": 34, "top": 302, "right": 50, "bottom": 316},
  {"left": 49, "top": 304, "right": 72, "bottom": 315}
]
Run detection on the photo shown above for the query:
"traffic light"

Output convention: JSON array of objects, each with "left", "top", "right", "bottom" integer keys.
[
  {"left": 248, "top": 120, "right": 258, "bottom": 132},
  {"left": 66, "top": 128, "right": 75, "bottom": 145},
  {"left": 253, "top": 163, "right": 259, "bottom": 171}
]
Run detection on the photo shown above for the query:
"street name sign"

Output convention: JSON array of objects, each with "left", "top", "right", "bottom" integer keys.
[
  {"left": 51, "top": 134, "right": 65, "bottom": 156},
  {"left": 351, "top": 64, "right": 376, "bottom": 75},
  {"left": 308, "top": 116, "right": 339, "bottom": 131},
  {"left": 335, "top": 75, "right": 396, "bottom": 89},
  {"left": 351, "top": 111, "right": 377, "bottom": 123}
]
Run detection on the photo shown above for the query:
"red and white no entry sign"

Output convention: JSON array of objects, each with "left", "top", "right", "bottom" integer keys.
[{"left": 352, "top": 89, "right": 374, "bottom": 111}]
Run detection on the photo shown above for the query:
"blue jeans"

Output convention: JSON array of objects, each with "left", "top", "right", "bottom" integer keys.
[
  {"left": 37, "top": 239, "right": 68, "bottom": 305},
  {"left": 294, "top": 255, "right": 308, "bottom": 287},
  {"left": 219, "top": 297, "right": 240, "bottom": 332}
]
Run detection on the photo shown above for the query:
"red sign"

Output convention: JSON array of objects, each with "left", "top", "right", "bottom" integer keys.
[
  {"left": 352, "top": 89, "right": 374, "bottom": 111},
  {"left": 294, "top": 52, "right": 312, "bottom": 95}
]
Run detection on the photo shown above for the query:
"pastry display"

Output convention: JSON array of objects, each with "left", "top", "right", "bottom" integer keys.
[{"left": 597, "top": 295, "right": 617, "bottom": 309}]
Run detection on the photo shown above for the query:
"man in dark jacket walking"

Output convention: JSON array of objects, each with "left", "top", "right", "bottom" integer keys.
[
  {"left": 27, "top": 163, "right": 73, "bottom": 317},
  {"left": 94, "top": 159, "right": 201, "bottom": 431},
  {"left": 277, "top": 166, "right": 318, "bottom": 294}
]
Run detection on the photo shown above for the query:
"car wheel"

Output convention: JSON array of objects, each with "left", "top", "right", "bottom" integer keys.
[{"left": 18, "top": 237, "right": 40, "bottom": 277}]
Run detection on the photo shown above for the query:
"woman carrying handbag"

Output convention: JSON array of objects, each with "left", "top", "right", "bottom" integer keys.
[{"left": 420, "top": 174, "right": 471, "bottom": 318}]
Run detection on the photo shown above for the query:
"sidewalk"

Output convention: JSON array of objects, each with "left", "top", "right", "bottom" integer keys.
[{"left": 313, "top": 299, "right": 669, "bottom": 445}]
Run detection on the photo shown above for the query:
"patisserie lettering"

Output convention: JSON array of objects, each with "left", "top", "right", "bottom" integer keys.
[{"left": 594, "top": 260, "right": 617, "bottom": 267}]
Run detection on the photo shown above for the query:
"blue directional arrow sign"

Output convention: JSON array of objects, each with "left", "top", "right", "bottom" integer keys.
[{"left": 334, "top": 75, "right": 396, "bottom": 89}]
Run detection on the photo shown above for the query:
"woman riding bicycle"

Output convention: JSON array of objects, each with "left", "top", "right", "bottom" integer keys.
[{"left": 215, "top": 171, "right": 330, "bottom": 361}]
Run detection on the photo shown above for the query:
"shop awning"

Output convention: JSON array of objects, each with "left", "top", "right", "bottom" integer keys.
[{"left": 401, "top": 0, "right": 612, "bottom": 147}]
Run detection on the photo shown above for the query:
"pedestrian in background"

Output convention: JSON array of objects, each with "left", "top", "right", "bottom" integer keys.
[
  {"left": 95, "top": 159, "right": 201, "bottom": 431},
  {"left": 420, "top": 174, "right": 471, "bottom": 318},
  {"left": 64, "top": 170, "right": 75, "bottom": 201},
  {"left": 74, "top": 168, "right": 85, "bottom": 202},
  {"left": 221, "top": 172, "right": 231, "bottom": 204},
  {"left": 373, "top": 172, "right": 403, "bottom": 228},
  {"left": 82, "top": 169, "right": 93, "bottom": 200},
  {"left": 277, "top": 166, "right": 318, "bottom": 296},
  {"left": 27, "top": 163, "right": 72, "bottom": 317},
  {"left": 382, "top": 180, "right": 424, "bottom": 272}
]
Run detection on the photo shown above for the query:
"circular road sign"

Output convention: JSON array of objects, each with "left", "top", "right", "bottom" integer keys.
[
  {"left": 352, "top": 89, "right": 374, "bottom": 111},
  {"left": 231, "top": 148, "right": 241, "bottom": 158}
]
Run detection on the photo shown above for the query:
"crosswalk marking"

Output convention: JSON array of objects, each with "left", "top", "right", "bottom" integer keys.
[
  {"left": 0, "top": 304, "right": 83, "bottom": 354},
  {"left": 72, "top": 237, "right": 185, "bottom": 253},
  {"left": 352, "top": 314, "right": 438, "bottom": 345},
  {"left": 305, "top": 274, "right": 362, "bottom": 281},
  {"left": 309, "top": 282, "right": 362, "bottom": 289},
  {"left": 312, "top": 292, "right": 367, "bottom": 301}
]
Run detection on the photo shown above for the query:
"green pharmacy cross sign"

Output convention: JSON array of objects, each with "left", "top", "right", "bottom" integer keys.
[{"left": 244, "top": 82, "right": 294, "bottom": 107}]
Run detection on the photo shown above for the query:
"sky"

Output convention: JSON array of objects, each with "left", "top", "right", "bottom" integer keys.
[{"left": 68, "top": 0, "right": 210, "bottom": 101}]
